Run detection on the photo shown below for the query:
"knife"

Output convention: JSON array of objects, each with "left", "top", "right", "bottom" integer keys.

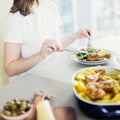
[{"left": 63, "top": 48, "right": 80, "bottom": 53}]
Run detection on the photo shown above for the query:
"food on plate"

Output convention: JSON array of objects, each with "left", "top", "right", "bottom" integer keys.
[
  {"left": 2, "top": 98, "right": 32, "bottom": 116},
  {"left": 73, "top": 68, "right": 120, "bottom": 103},
  {"left": 75, "top": 48, "right": 111, "bottom": 61}
]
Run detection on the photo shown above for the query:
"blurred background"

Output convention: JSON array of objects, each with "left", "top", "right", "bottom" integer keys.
[
  {"left": 55, "top": 0, "right": 120, "bottom": 36},
  {"left": 0, "top": 0, "right": 120, "bottom": 87}
]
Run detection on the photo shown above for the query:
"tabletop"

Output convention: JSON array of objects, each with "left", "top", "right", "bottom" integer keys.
[
  {"left": 29, "top": 36, "right": 120, "bottom": 83},
  {"left": 0, "top": 39, "right": 119, "bottom": 120},
  {"left": 30, "top": 51, "right": 116, "bottom": 83},
  {"left": 0, "top": 74, "right": 94, "bottom": 120}
]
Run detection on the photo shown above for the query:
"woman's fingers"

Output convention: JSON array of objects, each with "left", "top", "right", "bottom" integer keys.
[
  {"left": 39, "top": 39, "right": 63, "bottom": 59},
  {"left": 81, "top": 29, "right": 90, "bottom": 38},
  {"left": 48, "top": 41, "right": 57, "bottom": 51},
  {"left": 46, "top": 47, "right": 54, "bottom": 54},
  {"left": 45, "top": 39, "right": 62, "bottom": 52},
  {"left": 85, "top": 28, "right": 91, "bottom": 37},
  {"left": 75, "top": 29, "right": 91, "bottom": 39},
  {"left": 54, "top": 41, "right": 63, "bottom": 52}
]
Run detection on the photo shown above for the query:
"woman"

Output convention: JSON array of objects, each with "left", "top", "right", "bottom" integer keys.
[{"left": 4, "top": 0, "right": 91, "bottom": 80}]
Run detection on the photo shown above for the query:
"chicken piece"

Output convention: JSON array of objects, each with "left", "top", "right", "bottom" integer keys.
[
  {"left": 95, "top": 69, "right": 105, "bottom": 75},
  {"left": 100, "top": 80, "right": 115, "bottom": 92},
  {"left": 86, "top": 83, "right": 105, "bottom": 100},
  {"left": 85, "top": 74, "right": 99, "bottom": 83},
  {"left": 97, "top": 77, "right": 107, "bottom": 82},
  {"left": 116, "top": 74, "right": 120, "bottom": 80},
  {"left": 104, "top": 53, "right": 111, "bottom": 59},
  {"left": 87, "top": 53, "right": 104, "bottom": 61}
]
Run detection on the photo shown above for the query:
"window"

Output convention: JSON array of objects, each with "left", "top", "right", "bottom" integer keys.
[
  {"left": 91, "top": 0, "right": 120, "bottom": 39},
  {"left": 53, "top": 0, "right": 74, "bottom": 36},
  {"left": 54, "top": 0, "right": 120, "bottom": 48}
]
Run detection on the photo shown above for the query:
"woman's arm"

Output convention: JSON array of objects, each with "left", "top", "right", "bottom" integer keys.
[
  {"left": 62, "top": 29, "right": 91, "bottom": 48},
  {"left": 4, "top": 43, "right": 44, "bottom": 76},
  {"left": 4, "top": 29, "right": 90, "bottom": 77},
  {"left": 4, "top": 40, "right": 62, "bottom": 76}
]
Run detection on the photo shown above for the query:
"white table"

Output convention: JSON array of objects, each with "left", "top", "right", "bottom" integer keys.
[
  {"left": 30, "top": 35, "right": 120, "bottom": 83},
  {"left": 92, "top": 36, "right": 120, "bottom": 53},
  {"left": 0, "top": 74, "right": 93, "bottom": 120},
  {"left": 30, "top": 52, "right": 116, "bottom": 83},
  {"left": 0, "top": 38, "right": 119, "bottom": 120}
]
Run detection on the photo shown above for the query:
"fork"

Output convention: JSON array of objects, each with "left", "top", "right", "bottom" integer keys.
[
  {"left": 87, "top": 38, "right": 92, "bottom": 49},
  {"left": 87, "top": 32, "right": 92, "bottom": 49}
]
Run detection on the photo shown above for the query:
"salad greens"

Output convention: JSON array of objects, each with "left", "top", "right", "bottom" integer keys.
[
  {"left": 87, "top": 48, "right": 95, "bottom": 53},
  {"left": 76, "top": 48, "right": 98, "bottom": 60}
]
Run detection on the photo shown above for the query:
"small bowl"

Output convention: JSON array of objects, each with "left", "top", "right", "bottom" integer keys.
[
  {"left": 0, "top": 99, "right": 33, "bottom": 120},
  {"left": 72, "top": 66, "right": 120, "bottom": 119}
]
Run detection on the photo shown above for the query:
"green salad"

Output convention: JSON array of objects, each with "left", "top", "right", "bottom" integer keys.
[
  {"left": 75, "top": 48, "right": 111, "bottom": 61},
  {"left": 76, "top": 48, "right": 96, "bottom": 60}
]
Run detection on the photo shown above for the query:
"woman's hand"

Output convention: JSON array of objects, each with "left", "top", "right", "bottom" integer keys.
[
  {"left": 61, "top": 28, "right": 91, "bottom": 48},
  {"left": 73, "top": 29, "right": 91, "bottom": 39},
  {"left": 39, "top": 39, "right": 63, "bottom": 59}
]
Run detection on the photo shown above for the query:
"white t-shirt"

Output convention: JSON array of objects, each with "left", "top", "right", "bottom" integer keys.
[{"left": 4, "top": 0, "right": 62, "bottom": 81}]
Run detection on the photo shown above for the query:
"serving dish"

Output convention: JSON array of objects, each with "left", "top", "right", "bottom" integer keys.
[
  {"left": 72, "top": 66, "right": 120, "bottom": 119},
  {"left": 0, "top": 98, "right": 33, "bottom": 120},
  {"left": 71, "top": 48, "right": 113, "bottom": 65}
]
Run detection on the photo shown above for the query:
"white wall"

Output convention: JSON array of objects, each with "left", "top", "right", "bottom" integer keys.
[
  {"left": 0, "top": 0, "right": 13, "bottom": 41},
  {"left": 0, "top": 0, "right": 13, "bottom": 87}
]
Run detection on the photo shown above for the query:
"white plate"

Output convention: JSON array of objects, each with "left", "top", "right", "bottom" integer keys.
[{"left": 71, "top": 48, "right": 114, "bottom": 66}]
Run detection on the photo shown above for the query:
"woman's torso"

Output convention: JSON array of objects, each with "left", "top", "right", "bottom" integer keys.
[{"left": 4, "top": 0, "right": 62, "bottom": 81}]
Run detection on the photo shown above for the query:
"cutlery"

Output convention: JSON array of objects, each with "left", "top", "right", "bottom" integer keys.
[
  {"left": 87, "top": 39, "right": 92, "bottom": 49},
  {"left": 87, "top": 32, "right": 92, "bottom": 49},
  {"left": 63, "top": 48, "right": 80, "bottom": 53}
]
